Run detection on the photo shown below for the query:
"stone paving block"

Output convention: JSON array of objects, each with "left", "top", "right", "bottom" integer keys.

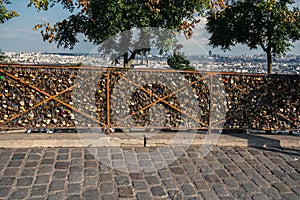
[
  {"left": 204, "top": 174, "right": 221, "bottom": 183},
  {"left": 118, "top": 186, "right": 134, "bottom": 198},
  {"left": 10, "top": 188, "right": 29, "bottom": 199},
  {"left": 115, "top": 175, "right": 130, "bottom": 185},
  {"left": 66, "top": 194, "right": 81, "bottom": 200},
  {"left": 4, "top": 168, "right": 19, "bottom": 176},
  {"left": 43, "top": 151, "right": 56, "bottom": 158},
  {"left": 48, "top": 192, "right": 64, "bottom": 200},
  {"left": 100, "top": 173, "right": 113, "bottom": 182},
  {"left": 68, "top": 173, "right": 82, "bottom": 183},
  {"left": 84, "top": 153, "right": 95, "bottom": 160},
  {"left": 224, "top": 164, "right": 240, "bottom": 173},
  {"left": 167, "top": 189, "right": 183, "bottom": 199},
  {"left": 12, "top": 154, "right": 26, "bottom": 160},
  {"left": 151, "top": 186, "right": 166, "bottom": 196},
  {"left": 8, "top": 160, "right": 22, "bottom": 167},
  {"left": 279, "top": 164, "right": 295, "bottom": 173},
  {"left": 146, "top": 175, "right": 160, "bottom": 185},
  {"left": 49, "top": 180, "right": 65, "bottom": 192},
  {"left": 273, "top": 182, "right": 292, "bottom": 193},
  {"left": 252, "top": 176, "right": 271, "bottom": 188},
  {"left": 132, "top": 180, "right": 148, "bottom": 190},
  {"left": 232, "top": 172, "right": 250, "bottom": 182},
  {"left": 182, "top": 184, "right": 197, "bottom": 196},
  {"left": 213, "top": 184, "right": 230, "bottom": 197},
  {"left": 292, "top": 187, "right": 300, "bottom": 195},
  {"left": 219, "top": 197, "right": 235, "bottom": 200},
  {"left": 84, "top": 168, "right": 98, "bottom": 176},
  {"left": 57, "top": 154, "right": 69, "bottom": 160},
  {"left": 25, "top": 161, "right": 39, "bottom": 168},
  {"left": 262, "top": 187, "right": 282, "bottom": 199},
  {"left": 242, "top": 183, "right": 260, "bottom": 194},
  {"left": 38, "top": 166, "right": 53, "bottom": 174},
  {"left": 282, "top": 193, "right": 299, "bottom": 200},
  {"left": 230, "top": 189, "right": 247, "bottom": 199},
  {"left": 219, "top": 158, "right": 232, "bottom": 165},
  {"left": 71, "top": 152, "right": 82, "bottom": 159},
  {"left": 251, "top": 194, "right": 268, "bottom": 200},
  {"left": 53, "top": 171, "right": 68, "bottom": 179},
  {"left": 58, "top": 148, "right": 70, "bottom": 154},
  {"left": 41, "top": 159, "right": 55, "bottom": 165},
  {"left": 101, "top": 194, "right": 118, "bottom": 200},
  {"left": 17, "top": 177, "right": 33, "bottom": 186},
  {"left": 21, "top": 168, "right": 37, "bottom": 177},
  {"left": 193, "top": 180, "right": 210, "bottom": 191},
  {"left": 242, "top": 167, "right": 259, "bottom": 178},
  {"left": 0, "top": 187, "right": 11, "bottom": 198},
  {"left": 235, "top": 161, "right": 251, "bottom": 169},
  {"left": 129, "top": 173, "right": 143, "bottom": 180},
  {"left": 170, "top": 166, "right": 185, "bottom": 175},
  {"left": 35, "top": 175, "right": 50, "bottom": 184},
  {"left": 55, "top": 162, "right": 70, "bottom": 169},
  {"left": 31, "top": 185, "right": 48, "bottom": 196},
  {"left": 199, "top": 165, "right": 214, "bottom": 174},
  {"left": 68, "top": 183, "right": 81, "bottom": 194},
  {"left": 201, "top": 190, "right": 219, "bottom": 200},
  {"left": 189, "top": 172, "right": 203, "bottom": 181},
  {"left": 70, "top": 166, "right": 83, "bottom": 173},
  {"left": 28, "top": 154, "right": 41, "bottom": 160},
  {"left": 0, "top": 157, "right": 10, "bottom": 165},
  {"left": 0, "top": 177, "right": 15, "bottom": 186},
  {"left": 162, "top": 179, "right": 177, "bottom": 189},
  {"left": 84, "top": 160, "right": 98, "bottom": 168},
  {"left": 223, "top": 177, "right": 239, "bottom": 189},
  {"left": 136, "top": 192, "right": 152, "bottom": 200},
  {"left": 158, "top": 170, "right": 173, "bottom": 179},
  {"left": 83, "top": 177, "right": 99, "bottom": 187},
  {"left": 215, "top": 169, "right": 229, "bottom": 178},
  {"left": 82, "top": 189, "right": 99, "bottom": 199},
  {"left": 99, "top": 182, "right": 114, "bottom": 194}
]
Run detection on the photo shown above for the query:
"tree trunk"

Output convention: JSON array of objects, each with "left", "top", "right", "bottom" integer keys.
[
  {"left": 266, "top": 51, "right": 272, "bottom": 74},
  {"left": 123, "top": 52, "right": 130, "bottom": 68}
]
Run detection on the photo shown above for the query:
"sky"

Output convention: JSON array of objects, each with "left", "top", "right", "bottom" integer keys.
[{"left": 0, "top": 1, "right": 300, "bottom": 56}]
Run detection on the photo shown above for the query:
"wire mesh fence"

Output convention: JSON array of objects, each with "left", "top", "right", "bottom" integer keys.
[{"left": 0, "top": 64, "right": 299, "bottom": 133}]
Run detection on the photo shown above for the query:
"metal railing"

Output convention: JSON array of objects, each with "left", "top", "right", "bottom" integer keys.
[{"left": 0, "top": 64, "right": 299, "bottom": 133}]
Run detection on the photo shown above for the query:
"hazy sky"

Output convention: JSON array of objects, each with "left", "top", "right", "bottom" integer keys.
[{"left": 1, "top": 1, "right": 300, "bottom": 56}]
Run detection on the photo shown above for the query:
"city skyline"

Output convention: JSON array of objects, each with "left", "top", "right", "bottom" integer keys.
[{"left": 1, "top": 1, "right": 300, "bottom": 56}]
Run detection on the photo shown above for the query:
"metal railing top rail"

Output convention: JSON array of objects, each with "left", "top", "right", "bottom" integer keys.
[{"left": 1, "top": 63, "right": 299, "bottom": 77}]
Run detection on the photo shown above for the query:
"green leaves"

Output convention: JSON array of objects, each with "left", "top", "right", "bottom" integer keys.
[
  {"left": 167, "top": 52, "right": 194, "bottom": 70},
  {"left": 206, "top": 0, "right": 300, "bottom": 73},
  {"left": 0, "top": 0, "right": 19, "bottom": 23}
]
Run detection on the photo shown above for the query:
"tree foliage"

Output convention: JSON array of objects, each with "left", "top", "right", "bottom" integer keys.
[
  {"left": 206, "top": 0, "right": 300, "bottom": 74},
  {"left": 0, "top": 0, "right": 19, "bottom": 23},
  {"left": 32, "top": 0, "right": 213, "bottom": 67},
  {"left": 167, "top": 52, "right": 194, "bottom": 70}
]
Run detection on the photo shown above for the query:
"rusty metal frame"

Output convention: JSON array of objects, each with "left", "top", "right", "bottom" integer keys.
[
  {"left": 0, "top": 67, "right": 107, "bottom": 128},
  {"left": 0, "top": 64, "right": 299, "bottom": 132}
]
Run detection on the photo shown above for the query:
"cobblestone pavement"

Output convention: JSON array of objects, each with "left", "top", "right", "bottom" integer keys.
[{"left": 0, "top": 146, "right": 299, "bottom": 199}]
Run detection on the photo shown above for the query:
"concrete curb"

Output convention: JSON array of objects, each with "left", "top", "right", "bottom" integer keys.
[{"left": 0, "top": 132, "right": 299, "bottom": 148}]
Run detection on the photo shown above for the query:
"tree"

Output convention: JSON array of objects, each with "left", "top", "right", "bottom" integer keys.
[
  {"left": 33, "top": 0, "right": 212, "bottom": 68},
  {"left": 167, "top": 52, "right": 194, "bottom": 70},
  {"left": 0, "top": 49, "right": 6, "bottom": 62},
  {"left": 206, "top": 0, "right": 300, "bottom": 74},
  {"left": 0, "top": 0, "right": 19, "bottom": 24}
]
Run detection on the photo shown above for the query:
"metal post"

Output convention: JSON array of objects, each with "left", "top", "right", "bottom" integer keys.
[
  {"left": 106, "top": 71, "right": 111, "bottom": 134},
  {"left": 209, "top": 73, "right": 213, "bottom": 135}
]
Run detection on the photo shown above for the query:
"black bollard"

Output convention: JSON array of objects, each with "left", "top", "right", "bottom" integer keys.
[{"left": 144, "top": 135, "right": 147, "bottom": 147}]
